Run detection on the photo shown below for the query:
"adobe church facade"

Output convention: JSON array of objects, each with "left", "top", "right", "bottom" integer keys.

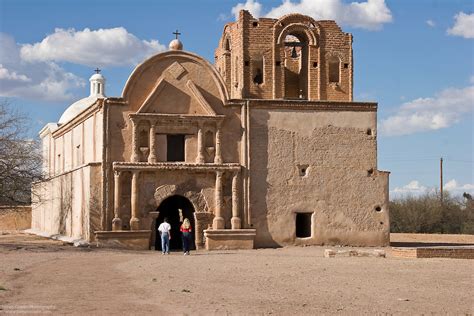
[{"left": 32, "top": 11, "right": 390, "bottom": 250}]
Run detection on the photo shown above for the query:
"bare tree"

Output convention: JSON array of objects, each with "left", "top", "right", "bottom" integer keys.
[{"left": 0, "top": 99, "right": 43, "bottom": 205}]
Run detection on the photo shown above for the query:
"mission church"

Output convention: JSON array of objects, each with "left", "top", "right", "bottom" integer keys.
[{"left": 32, "top": 11, "right": 390, "bottom": 250}]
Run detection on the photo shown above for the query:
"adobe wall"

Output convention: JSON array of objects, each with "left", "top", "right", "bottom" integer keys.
[
  {"left": 0, "top": 206, "right": 32, "bottom": 231},
  {"left": 41, "top": 105, "right": 104, "bottom": 178},
  {"left": 31, "top": 163, "right": 102, "bottom": 241},
  {"left": 248, "top": 106, "right": 389, "bottom": 247}
]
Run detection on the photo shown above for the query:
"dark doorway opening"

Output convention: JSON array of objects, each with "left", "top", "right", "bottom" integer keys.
[
  {"left": 155, "top": 195, "right": 195, "bottom": 251},
  {"left": 296, "top": 213, "right": 312, "bottom": 238},
  {"left": 167, "top": 134, "right": 185, "bottom": 162}
]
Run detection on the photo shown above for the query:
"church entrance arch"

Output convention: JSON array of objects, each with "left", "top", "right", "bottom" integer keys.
[{"left": 155, "top": 195, "right": 195, "bottom": 251}]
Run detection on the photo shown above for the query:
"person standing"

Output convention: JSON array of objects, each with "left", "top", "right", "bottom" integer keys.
[
  {"left": 158, "top": 217, "right": 171, "bottom": 255},
  {"left": 180, "top": 218, "right": 192, "bottom": 255}
]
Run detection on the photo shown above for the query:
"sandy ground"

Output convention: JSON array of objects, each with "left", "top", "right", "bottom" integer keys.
[{"left": 0, "top": 232, "right": 473, "bottom": 315}]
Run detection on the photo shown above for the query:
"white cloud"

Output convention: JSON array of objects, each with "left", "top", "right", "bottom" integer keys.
[
  {"left": 231, "top": 0, "right": 392, "bottom": 30},
  {"left": 232, "top": 0, "right": 263, "bottom": 19},
  {"left": 0, "top": 33, "right": 84, "bottom": 102},
  {"left": 391, "top": 179, "right": 474, "bottom": 197},
  {"left": 20, "top": 27, "right": 166, "bottom": 67},
  {"left": 447, "top": 12, "right": 474, "bottom": 39},
  {"left": 444, "top": 179, "right": 474, "bottom": 195},
  {"left": 392, "top": 180, "right": 428, "bottom": 196},
  {"left": 0, "top": 64, "right": 31, "bottom": 82},
  {"left": 380, "top": 84, "right": 474, "bottom": 136},
  {"left": 426, "top": 19, "right": 435, "bottom": 27}
]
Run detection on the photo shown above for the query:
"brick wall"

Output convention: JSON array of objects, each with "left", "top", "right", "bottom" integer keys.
[
  {"left": 214, "top": 11, "right": 353, "bottom": 102},
  {"left": 391, "top": 247, "right": 474, "bottom": 259}
]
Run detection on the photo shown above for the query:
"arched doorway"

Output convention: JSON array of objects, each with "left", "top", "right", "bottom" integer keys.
[{"left": 155, "top": 195, "right": 195, "bottom": 251}]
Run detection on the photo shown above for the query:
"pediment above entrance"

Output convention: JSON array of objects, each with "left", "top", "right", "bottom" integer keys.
[{"left": 122, "top": 51, "right": 229, "bottom": 115}]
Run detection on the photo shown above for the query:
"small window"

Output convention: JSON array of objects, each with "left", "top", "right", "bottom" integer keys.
[
  {"left": 296, "top": 213, "right": 312, "bottom": 238},
  {"left": 313, "top": 62, "right": 318, "bottom": 68},
  {"left": 244, "top": 61, "right": 250, "bottom": 67},
  {"left": 328, "top": 56, "right": 340, "bottom": 83},
  {"left": 166, "top": 135, "right": 185, "bottom": 162},
  {"left": 252, "top": 58, "right": 264, "bottom": 85},
  {"left": 205, "top": 130, "right": 214, "bottom": 148},
  {"left": 276, "top": 61, "right": 281, "bottom": 66},
  {"left": 252, "top": 21, "right": 258, "bottom": 27}
]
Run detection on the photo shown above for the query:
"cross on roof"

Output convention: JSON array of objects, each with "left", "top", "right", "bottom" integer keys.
[
  {"left": 94, "top": 68, "right": 101, "bottom": 74},
  {"left": 173, "top": 29, "right": 181, "bottom": 39}
]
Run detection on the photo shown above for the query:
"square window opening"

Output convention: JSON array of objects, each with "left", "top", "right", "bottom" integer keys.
[
  {"left": 166, "top": 134, "right": 185, "bottom": 162},
  {"left": 296, "top": 213, "right": 312, "bottom": 238}
]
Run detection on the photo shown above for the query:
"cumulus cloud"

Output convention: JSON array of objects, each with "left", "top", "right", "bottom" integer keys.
[
  {"left": 391, "top": 179, "right": 474, "bottom": 197},
  {"left": 0, "top": 64, "right": 31, "bottom": 82},
  {"left": 391, "top": 180, "right": 429, "bottom": 196},
  {"left": 447, "top": 12, "right": 474, "bottom": 39},
  {"left": 232, "top": 0, "right": 263, "bottom": 19},
  {"left": 380, "top": 84, "right": 474, "bottom": 136},
  {"left": 231, "top": 0, "right": 392, "bottom": 30},
  {"left": 426, "top": 19, "right": 435, "bottom": 27},
  {"left": 20, "top": 27, "right": 166, "bottom": 67},
  {"left": 0, "top": 33, "right": 84, "bottom": 102}
]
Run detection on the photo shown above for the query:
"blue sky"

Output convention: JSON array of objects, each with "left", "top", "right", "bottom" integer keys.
[{"left": 0, "top": 0, "right": 473, "bottom": 198}]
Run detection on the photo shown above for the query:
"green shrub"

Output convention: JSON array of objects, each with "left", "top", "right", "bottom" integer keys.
[{"left": 390, "top": 192, "right": 474, "bottom": 234}]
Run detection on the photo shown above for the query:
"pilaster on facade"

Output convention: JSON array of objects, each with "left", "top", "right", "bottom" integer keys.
[
  {"left": 148, "top": 120, "right": 157, "bottom": 163},
  {"left": 196, "top": 121, "right": 205, "bottom": 164},
  {"left": 130, "top": 117, "right": 140, "bottom": 162},
  {"left": 112, "top": 170, "right": 122, "bottom": 231},
  {"left": 130, "top": 170, "right": 140, "bottom": 230},
  {"left": 213, "top": 170, "right": 225, "bottom": 229}
]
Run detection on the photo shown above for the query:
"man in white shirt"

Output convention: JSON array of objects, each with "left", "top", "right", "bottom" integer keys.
[{"left": 158, "top": 217, "right": 171, "bottom": 254}]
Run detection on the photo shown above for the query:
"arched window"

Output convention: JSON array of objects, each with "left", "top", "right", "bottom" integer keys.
[
  {"left": 225, "top": 38, "right": 231, "bottom": 51},
  {"left": 328, "top": 56, "right": 340, "bottom": 83},
  {"left": 283, "top": 33, "right": 308, "bottom": 99}
]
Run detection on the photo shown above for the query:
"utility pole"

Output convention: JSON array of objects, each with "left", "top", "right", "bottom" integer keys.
[{"left": 440, "top": 157, "right": 443, "bottom": 203}]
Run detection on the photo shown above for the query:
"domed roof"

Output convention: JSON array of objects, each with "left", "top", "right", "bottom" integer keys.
[
  {"left": 58, "top": 96, "right": 99, "bottom": 125},
  {"left": 89, "top": 73, "right": 105, "bottom": 81},
  {"left": 58, "top": 71, "right": 106, "bottom": 125},
  {"left": 169, "top": 39, "right": 183, "bottom": 50}
]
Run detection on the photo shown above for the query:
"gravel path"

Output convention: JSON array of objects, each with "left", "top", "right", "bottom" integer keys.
[{"left": 0, "top": 232, "right": 473, "bottom": 315}]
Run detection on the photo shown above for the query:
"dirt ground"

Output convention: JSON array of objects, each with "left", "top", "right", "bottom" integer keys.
[{"left": 0, "top": 232, "right": 473, "bottom": 315}]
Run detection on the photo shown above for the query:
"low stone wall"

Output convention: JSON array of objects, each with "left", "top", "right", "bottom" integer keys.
[
  {"left": 0, "top": 205, "right": 32, "bottom": 231},
  {"left": 391, "top": 247, "right": 474, "bottom": 259}
]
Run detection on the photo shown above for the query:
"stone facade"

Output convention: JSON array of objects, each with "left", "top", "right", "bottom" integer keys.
[{"left": 31, "top": 11, "right": 389, "bottom": 250}]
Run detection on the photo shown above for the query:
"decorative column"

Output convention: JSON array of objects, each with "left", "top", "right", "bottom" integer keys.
[
  {"left": 130, "top": 117, "right": 140, "bottom": 162},
  {"left": 112, "top": 171, "right": 122, "bottom": 231},
  {"left": 148, "top": 121, "right": 157, "bottom": 163},
  {"left": 214, "top": 122, "right": 223, "bottom": 164},
  {"left": 213, "top": 171, "right": 225, "bottom": 229},
  {"left": 231, "top": 171, "right": 241, "bottom": 229},
  {"left": 130, "top": 170, "right": 140, "bottom": 230},
  {"left": 196, "top": 122, "right": 205, "bottom": 163}
]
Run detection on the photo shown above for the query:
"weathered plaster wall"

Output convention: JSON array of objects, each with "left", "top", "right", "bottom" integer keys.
[
  {"left": 249, "top": 108, "right": 389, "bottom": 247},
  {"left": 31, "top": 164, "right": 102, "bottom": 241},
  {"left": 41, "top": 107, "right": 103, "bottom": 178}
]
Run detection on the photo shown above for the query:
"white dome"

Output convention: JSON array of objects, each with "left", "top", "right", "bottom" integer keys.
[
  {"left": 58, "top": 71, "right": 106, "bottom": 125},
  {"left": 169, "top": 39, "right": 183, "bottom": 50},
  {"left": 90, "top": 73, "right": 105, "bottom": 81},
  {"left": 58, "top": 96, "right": 99, "bottom": 125}
]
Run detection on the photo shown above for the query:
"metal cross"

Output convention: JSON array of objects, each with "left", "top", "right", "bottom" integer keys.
[
  {"left": 94, "top": 68, "right": 101, "bottom": 74},
  {"left": 173, "top": 29, "right": 181, "bottom": 39}
]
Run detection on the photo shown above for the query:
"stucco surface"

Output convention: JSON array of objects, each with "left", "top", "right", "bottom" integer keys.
[{"left": 249, "top": 108, "right": 388, "bottom": 247}]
